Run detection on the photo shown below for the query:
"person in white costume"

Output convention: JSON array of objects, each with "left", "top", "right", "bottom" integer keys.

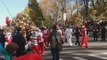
[{"left": 65, "top": 26, "right": 73, "bottom": 46}]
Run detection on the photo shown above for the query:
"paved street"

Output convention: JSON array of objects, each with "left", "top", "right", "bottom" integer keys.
[{"left": 43, "top": 37, "right": 107, "bottom": 60}]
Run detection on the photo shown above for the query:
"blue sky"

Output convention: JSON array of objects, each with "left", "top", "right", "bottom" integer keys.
[
  {"left": 0, "top": 0, "right": 74, "bottom": 26},
  {"left": 0, "top": 0, "right": 28, "bottom": 26}
]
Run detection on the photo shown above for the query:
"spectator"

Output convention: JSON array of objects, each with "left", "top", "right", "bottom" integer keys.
[
  {"left": 101, "top": 26, "right": 106, "bottom": 41},
  {"left": 0, "top": 43, "right": 18, "bottom": 60},
  {"left": 0, "top": 29, "right": 6, "bottom": 48},
  {"left": 48, "top": 24, "right": 62, "bottom": 60},
  {"left": 93, "top": 26, "right": 99, "bottom": 41},
  {"left": 12, "top": 27, "right": 26, "bottom": 57}
]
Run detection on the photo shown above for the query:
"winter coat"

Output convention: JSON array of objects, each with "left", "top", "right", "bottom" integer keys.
[{"left": 48, "top": 30, "right": 61, "bottom": 48}]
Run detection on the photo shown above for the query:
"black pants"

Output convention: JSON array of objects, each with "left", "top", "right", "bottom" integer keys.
[
  {"left": 101, "top": 34, "right": 106, "bottom": 41},
  {"left": 94, "top": 36, "right": 98, "bottom": 41},
  {"left": 75, "top": 35, "right": 80, "bottom": 46},
  {"left": 51, "top": 48, "right": 60, "bottom": 60},
  {"left": 16, "top": 46, "right": 25, "bottom": 57}
]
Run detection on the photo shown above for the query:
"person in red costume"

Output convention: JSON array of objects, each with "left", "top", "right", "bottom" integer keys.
[
  {"left": 80, "top": 25, "right": 88, "bottom": 48},
  {"left": 5, "top": 31, "right": 12, "bottom": 44},
  {"left": 14, "top": 54, "right": 43, "bottom": 60},
  {"left": 43, "top": 27, "right": 50, "bottom": 47},
  {"left": 30, "top": 29, "right": 41, "bottom": 55},
  {"left": 38, "top": 29, "right": 44, "bottom": 55}
]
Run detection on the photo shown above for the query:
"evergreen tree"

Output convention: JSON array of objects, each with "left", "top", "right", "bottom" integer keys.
[{"left": 28, "top": 0, "right": 44, "bottom": 27}]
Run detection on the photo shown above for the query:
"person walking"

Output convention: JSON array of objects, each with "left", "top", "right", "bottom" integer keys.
[
  {"left": 43, "top": 27, "right": 50, "bottom": 47},
  {"left": 80, "top": 26, "right": 88, "bottom": 48},
  {"left": 65, "top": 26, "right": 73, "bottom": 46},
  {"left": 38, "top": 29, "right": 44, "bottom": 55},
  {"left": 48, "top": 24, "right": 62, "bottom": 60},
  {"left": 93, "top": 26, "right": 98, "bottom": 41},
  {"left": 74, "top": 26, "right": 80, "bottom": 46},
  {"left": 30, "top": 29, "right": 40, "bottom": 55},
  {"left": 101, "top": 26, "right": 106, "bottom": 41}
]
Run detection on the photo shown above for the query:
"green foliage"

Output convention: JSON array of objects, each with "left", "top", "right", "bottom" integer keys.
[
  {"left": 95, "top": 0, "right": 107, "bottom": 17},
  {"left": 35, "top": 20, "right": 42, "bottom": 27},
  {"left": 28, "top": 0, "right": 44, "bottom": 27},
  {"left": 78, "top": 0, "right": 107, "bottom": 20}
]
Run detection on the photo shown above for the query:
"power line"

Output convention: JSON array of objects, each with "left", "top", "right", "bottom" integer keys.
[{"left": 0, "top": 0, "right": 13, "bottom": 18}]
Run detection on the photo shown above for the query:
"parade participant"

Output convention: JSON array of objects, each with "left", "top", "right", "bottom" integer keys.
[
  {"left": 38, "top": 29, "right": 44, "bottom": 55},
  {"left": 12, "top": 27, "right": 26, "bottom": 57},
  {"left": 74, "top": 26, "right": 80, "bottom": 46},
  {"left": 5, "top": 30, "right": 12, "bottom": 44},
  {"left": 43, "top": 27, "right": 50, "bottom": 47},
  {"left": 0, "top": 43, "right": 18, "bottom": 60},
  {"left": 65, "top": 26, "right": 73, "bottom": 46},
  {"left": 60, "top": 28, "right": 64, "bottom": 44},
  {"left": 0, "top": 29, "right": 6, "bottom": 48},
  {"left": 80, "top": 26, "right": 88, "bottom": 48},
  {"left": 30, "top": 28, "right": 40, "bottom": 55},
  {"left": 48, "top": 24, "right": 62, "bottom": 60}
]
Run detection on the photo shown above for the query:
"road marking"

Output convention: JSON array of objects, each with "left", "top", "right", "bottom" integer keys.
[
  {"left": 72, "top": 53, "right": 107, "bottom": 60},
  {"left": 101, "top": 52, "right": 107, "bottom": 55},
  {"left": 88, "top": 54, "right": 107, "bottom": 59},
  {"left": 72, "top": 57, "right": 87, "bottom": 60},
  {"left": 59, "top": 58, "right": 63, "bottom": 60}
]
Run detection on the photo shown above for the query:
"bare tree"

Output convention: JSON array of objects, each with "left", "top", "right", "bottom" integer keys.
[{"left": 82, "top": 0, "right": 89, "bottom": 18}]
